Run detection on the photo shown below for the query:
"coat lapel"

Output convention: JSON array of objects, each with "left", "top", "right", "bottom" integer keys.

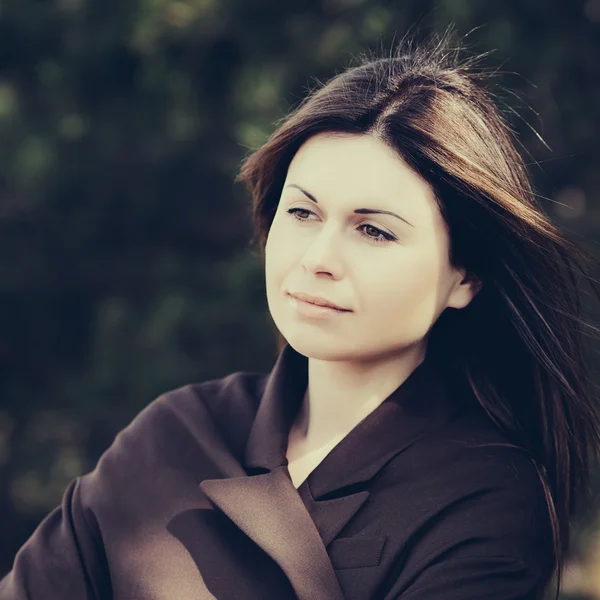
[
  {"left": 200, "top": 466, "right": 345, "bottom": 600},
  {"left": 198, "top": 344, "right": 345, "bottom": 599},
  {"left": 198, "top": 342, "right": 465, "bottom": 598}
]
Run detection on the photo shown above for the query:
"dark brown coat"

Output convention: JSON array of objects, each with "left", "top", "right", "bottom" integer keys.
[{"left": 0, "top": 344, "right": 554, "bottom": 599}]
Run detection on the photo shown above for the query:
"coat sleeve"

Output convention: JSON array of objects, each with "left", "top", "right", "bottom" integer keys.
[
  {"left": 0, "top": 386, "right": 207, "bottom": 600},
  {"left": 0, "top": 472, "right": 110, "bottom": 599}
]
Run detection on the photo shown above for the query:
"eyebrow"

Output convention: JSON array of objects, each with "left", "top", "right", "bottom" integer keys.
[{"left": 284, "top": 183, "right": 414, "bottom": 228}]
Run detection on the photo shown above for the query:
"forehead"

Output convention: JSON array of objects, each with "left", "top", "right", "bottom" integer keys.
[{"left": 284, "top": 133, "right": 438, "bottom": 219}]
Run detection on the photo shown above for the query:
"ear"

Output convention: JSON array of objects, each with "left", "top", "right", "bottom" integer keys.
[{"left": 446, "top": 270, "right": 483, "bottom": 310}]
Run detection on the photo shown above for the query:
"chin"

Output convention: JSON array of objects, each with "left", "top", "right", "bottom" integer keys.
[
  {"left": 279, "top": 329, "right": 335, "bottom": 358},
  {"left": 282, "top": 331, "right": 367, "bottom": 362}
]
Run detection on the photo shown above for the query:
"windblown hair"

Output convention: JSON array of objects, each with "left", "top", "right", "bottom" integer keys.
[{"left": 236, "top": 31, "right": 600, "bottom": 598}]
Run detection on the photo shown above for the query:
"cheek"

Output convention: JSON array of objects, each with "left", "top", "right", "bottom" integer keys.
[
  {"left": 264, "top": 239, "right": 278, "bottom": 290},
  {"left": 362, "top": 255, "right": 440, "bottom": 315},
  {"left": 264, "top": 223, "right": 290, "bottom": 289}
]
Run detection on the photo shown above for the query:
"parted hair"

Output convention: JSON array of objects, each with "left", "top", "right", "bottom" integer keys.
[{"left": 236, "top": 30, "right": 600, "bottom": 598}]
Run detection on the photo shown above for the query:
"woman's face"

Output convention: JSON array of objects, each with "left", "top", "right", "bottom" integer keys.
[{"left": 264, "top": 132, "right": 480, "bottom": 363}]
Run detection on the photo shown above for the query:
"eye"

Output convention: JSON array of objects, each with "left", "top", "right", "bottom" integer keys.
[
  {"left": 286, "top": 208, "right": 396, "bottom": 245},
  {"left": 360, "top": 224, "right": 395, "bottom": 244},
  {"left": 287, "top": 207, "right": 314, "bottom": 221}
]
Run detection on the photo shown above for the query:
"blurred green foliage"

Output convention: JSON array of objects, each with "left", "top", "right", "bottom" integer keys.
[{"left": 0, "top": 0, "right": 599, "bottom": 595}]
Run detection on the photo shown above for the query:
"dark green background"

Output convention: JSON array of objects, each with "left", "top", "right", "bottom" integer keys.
[{"left": 1, "top": 0, "right": 599, "bottom": 596}]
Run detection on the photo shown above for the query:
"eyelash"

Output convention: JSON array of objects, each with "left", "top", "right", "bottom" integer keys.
[{"left": 286, "top": 208, "right": 396, "bottom": 245}]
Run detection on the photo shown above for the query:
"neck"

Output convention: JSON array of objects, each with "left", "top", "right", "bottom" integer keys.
[{"left": 290, "top": 347, "right": 427, "bottom": 450}]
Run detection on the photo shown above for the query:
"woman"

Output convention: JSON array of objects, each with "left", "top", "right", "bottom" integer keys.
[{"left": 2, "top": 33, "right": 600, "bottom": 600}]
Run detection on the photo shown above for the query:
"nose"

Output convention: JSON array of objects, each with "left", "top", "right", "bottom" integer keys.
[{"left": 300, "top": 226, "right": 345, "bottom": 278}]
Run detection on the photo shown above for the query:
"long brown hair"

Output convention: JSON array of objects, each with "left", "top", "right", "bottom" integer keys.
[{"left": 236, "top": 31, "right": 600, "bottom": 597}]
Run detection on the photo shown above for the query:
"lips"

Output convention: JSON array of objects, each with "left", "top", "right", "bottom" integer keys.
[{"left": 288, "top": 291, "right": 350, "bottom": 311}]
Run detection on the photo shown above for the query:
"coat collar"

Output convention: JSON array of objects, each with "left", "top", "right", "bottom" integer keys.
[
  {"left": 199, "top": 343, "right": 463, "bottom": 600},
  {"left": 244, "top": 342, "right": 459, "bottom": 500}
]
